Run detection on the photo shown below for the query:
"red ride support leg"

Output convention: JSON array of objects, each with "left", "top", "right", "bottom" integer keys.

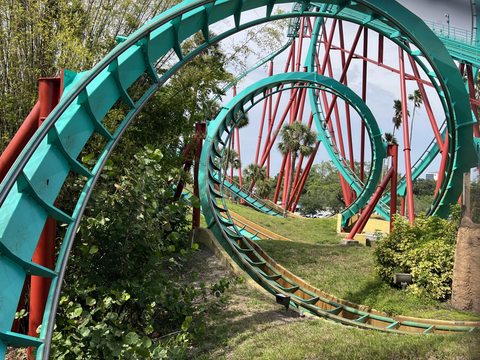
[
  {"left": 29, "top": 77, "right": 61, "bottom": 357},
  {"left": 398, "top": 48, "right": 415, "bottom": 224},
  {"left": 193, "top": 123, "right": 206, "bottom": 228},
  {"left": 388, "top": 144, "right": 398, "bottom": 232}
]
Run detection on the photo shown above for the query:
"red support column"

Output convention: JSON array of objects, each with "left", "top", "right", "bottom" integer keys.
[
  {"left": 289, "top": 141, "right": 320, "bottom": 211},
  {"left": 193, "top": 123, "right": 206, "bottom": 228},
  {"left": 388, "top": 144, "right": 398, "bottom": 232},
  {"left": 0, "top": 102, "right": 40, "bottom": 183},
  {"left": 320, "top": 19, "right": 338, "bottom": 75},
  {"left": 29, "top": 77, "right": 61, "bottom": 358},
  {"left": 378, "top": 34, "right": 384, "bottom": 64},
  {"left": 407, "top": 51, "right": 444, "bottom": 152},
  {"left": 261, "top": 46, "right": 295, "bottom": 160},
  {"left": 360, "top": 28, "right": 368, "bottom": 187},
  {"left": 346, "top": 167, "right": 395, "bottom": 240},
  {"left": 435, "top": 130, "right": 449, "bottom": 196},
  {"left": 282, "top": 152, "right": 291, "bottom": 208},
  {"left": 273, "top": 154, "right": 287, "bottom": 204},
  {"left": 398, "top": 47, "right": 415, "bottom": 224},
  {"left": 466, "top": 65, "right": 480, "bottom": 137},
  {"left": 259, "top": 88, "right": 300, "bottom": 167},
  {"left": 323, "top": 26, "right": 364, "bottom": 123},
  {"left": 255, "top": 62, "right": 273, "bottom": 164}
]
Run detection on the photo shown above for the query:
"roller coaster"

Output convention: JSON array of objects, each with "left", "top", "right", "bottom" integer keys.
[{"left": 1, "top": 1, "right": 480, "bottom": 358}]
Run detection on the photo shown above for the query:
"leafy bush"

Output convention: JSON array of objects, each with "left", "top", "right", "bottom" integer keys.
[
  {"left": 373, "top": 206, "right": 460, "bottom": 300},
  {"left": 49, "top": 147, "right": 236, "bottom": 359}
]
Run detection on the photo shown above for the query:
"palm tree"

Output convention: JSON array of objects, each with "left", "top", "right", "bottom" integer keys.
[
  {"left": 202, "top": 99, "right": 222, "bottom": 121},
  {"left": 384, "top": 132, "right": 398, "bottom": 145},
  {"left": 222, "top": 110, "right": 249, "bottom": 186},
  {"left": 244, "top": 163, "right": 267, "bottom": 192},
  {"left": 278, "top": 120, "right": 317, "bottom": 218},
  {"left": 408, "top": 89, "right": 423, "bottom": 145},
  {"left": 382, "top": 132, "right": 398, "bottom": 178},
  {"left": 392, "top": 99, "right": 403, "bottom": 137}
]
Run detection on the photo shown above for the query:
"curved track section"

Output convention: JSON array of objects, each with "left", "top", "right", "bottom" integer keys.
[
  {"left": 200, "top": 72, "right": 479, "bottom": 335},
  {"left": 0, "top": 1, "right": 476, "bottom": 358}
]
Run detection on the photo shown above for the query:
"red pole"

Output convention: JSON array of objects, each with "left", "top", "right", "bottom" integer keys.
[
  {"left": 289, "top": 141, "right": 320, "bottom": 211},
  {"left": 259, "top": 88, "right": 300, "bottom": 167},
  {"left": 260, "top": 46, "right": 295, "bottom": 160},
  {"left": 0, "top": 102, "right": 41, "bottom": 183},
  {"left": 193, "top": 123, "right": 206, "bottom": 228},
  {"left": 267, "top": 87, "right": 273, "bottom": 180},
  {"left": 466, "top": 65, "right": 480, "bottom": 137},
  {"left": 398, "top": 47, "right": 415, "bottom": 224},
  {"left": 435, "top": 129, "right": 449, "bottom": 196},
  {"left": 320, "top": 19, "right": 338, "bottom": 75},
  {"left": 323, "top": 26, "right": 364, "bottom": 123},
  {"left": 291, "top": 112, "right": 313, "bottom": 194},
  {"left": 378, "top": 34, "right": 384, "bottom": 64},
  {"left": 282, "top": 151, "right": 291, "bottom": 208},
  {"left": 346, "top": 167, "right": 395, "bottom": 240},
  {"left": 388, "top": 144, "right": 398, "bottom": 232},
  {"left": 273, "top": 154, "right": 287, "bottom": 204},
  {"left": 255, "top": 62, "right": 274, "bottom": 164},
  {"left": 29, "top": 77, "right": 61, "bottom": 357},
  {"left": 236, "top": 128, "right": 242, "bottom": 186},
  {"left": 407, "top": 50, "right": 444, "bottom": 152},
  {"left": 360, "top": 28, "right": 368, "bottom": 187}
]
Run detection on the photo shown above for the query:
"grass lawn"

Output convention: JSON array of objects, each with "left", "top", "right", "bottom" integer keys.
[
  {"left": 200, "top": 201, "right": 480, "bottom": 321},
  {"left": 188, "top": 246, "right": 480, "bottom": 360},
  {"left": 223, "top": 202, "right": 480, "bottom": 321}
]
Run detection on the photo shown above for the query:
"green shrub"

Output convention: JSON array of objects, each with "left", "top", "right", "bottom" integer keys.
[
  {"left": 49, "top": 147, "right": 237, "bottom": 359},
  {"left": 373, "top": 206, "right": 460, "bottom": 300}
]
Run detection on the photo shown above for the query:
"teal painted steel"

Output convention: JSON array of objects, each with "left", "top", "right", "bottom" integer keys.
[{"left": 0, "top": 1, "right": 477, "bottom": 357}]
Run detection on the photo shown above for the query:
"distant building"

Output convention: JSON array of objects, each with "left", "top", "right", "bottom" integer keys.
[{"left": 426, "top": 172, "right": 438, "bottom": 181}]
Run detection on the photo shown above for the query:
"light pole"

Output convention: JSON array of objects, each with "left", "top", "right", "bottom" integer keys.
[{"left": 445, "top": 13, "right": 450, "bottom": 37}]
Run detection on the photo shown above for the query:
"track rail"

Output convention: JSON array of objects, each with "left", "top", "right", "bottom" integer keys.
[{"left": 0, "top": 1, "right": 476, "bottom": 358}]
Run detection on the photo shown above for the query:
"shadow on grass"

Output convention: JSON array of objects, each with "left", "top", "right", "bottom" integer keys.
[{"left": 190, "top": 305, "right": 306, "bottom": 359}]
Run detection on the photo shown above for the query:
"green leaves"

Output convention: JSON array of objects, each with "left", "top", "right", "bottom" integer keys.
[
  {"left": 374, "top": 206, "right": 460, "bottom": 300},
  {"left": 181, "top": 316, "right": 193, "bottom": 331}
]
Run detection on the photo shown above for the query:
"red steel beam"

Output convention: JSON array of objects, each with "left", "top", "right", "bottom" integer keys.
[
  {"left": 346, "top": 167, "right": 395, "bottom": 240},
  {"left": 261, "top": 43, "right": 295, "bottom": 160},
  {"left": 435, "top": 129, "right": 449, "bottom": 196},
  {"left": 289, "top": 141, "right": 320, "bottom": 212},
  {"left": 388, "top": 144, "right": 398, "bottom": 232},
  {"left": 193, "top": 122, "right": 206, "bottom": 228},
  {"left": 406, "top": 48, "right": 444, "bottom": 152},
  {"left": 0, "top": 102, "right": 40, "bottom": 183},
  {"left": 324, "top": 43, "right": 434, "bottom": 88},
  {"left": 398, "top": 47, "right": 415, "bottom": 224},
  {"left": 273, "top": 153, "right": 287, "bottom": 204},
  {"left": 323, "top": 26, "right": 363, "bottom": 138},
  {"left": 259, "top": 88, "right": 300, "bottom": 167},
  {"left": 466, "top": 65, "right": 480, "bottom": 137},
  {"left": 378, "top": 33, "right": 384, "bottom": 64},
  {"left": 255, "top": 62, "right": 274, "bottom": 164},
  {"left": 29, "top": 77, "right": 62, "bottom": 358}
]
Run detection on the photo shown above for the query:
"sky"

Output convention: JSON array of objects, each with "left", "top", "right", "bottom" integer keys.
[{"left": 210, "top": 0, "right": 475, "bottom": 181}]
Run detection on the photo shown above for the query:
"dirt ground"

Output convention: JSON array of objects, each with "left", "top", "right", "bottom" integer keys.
[
  {"left": 452, "top": 217, "right": 480, "bottom": 313},
  {"left": 5, "top": 348, "right": 27, "bottom": 360}
]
